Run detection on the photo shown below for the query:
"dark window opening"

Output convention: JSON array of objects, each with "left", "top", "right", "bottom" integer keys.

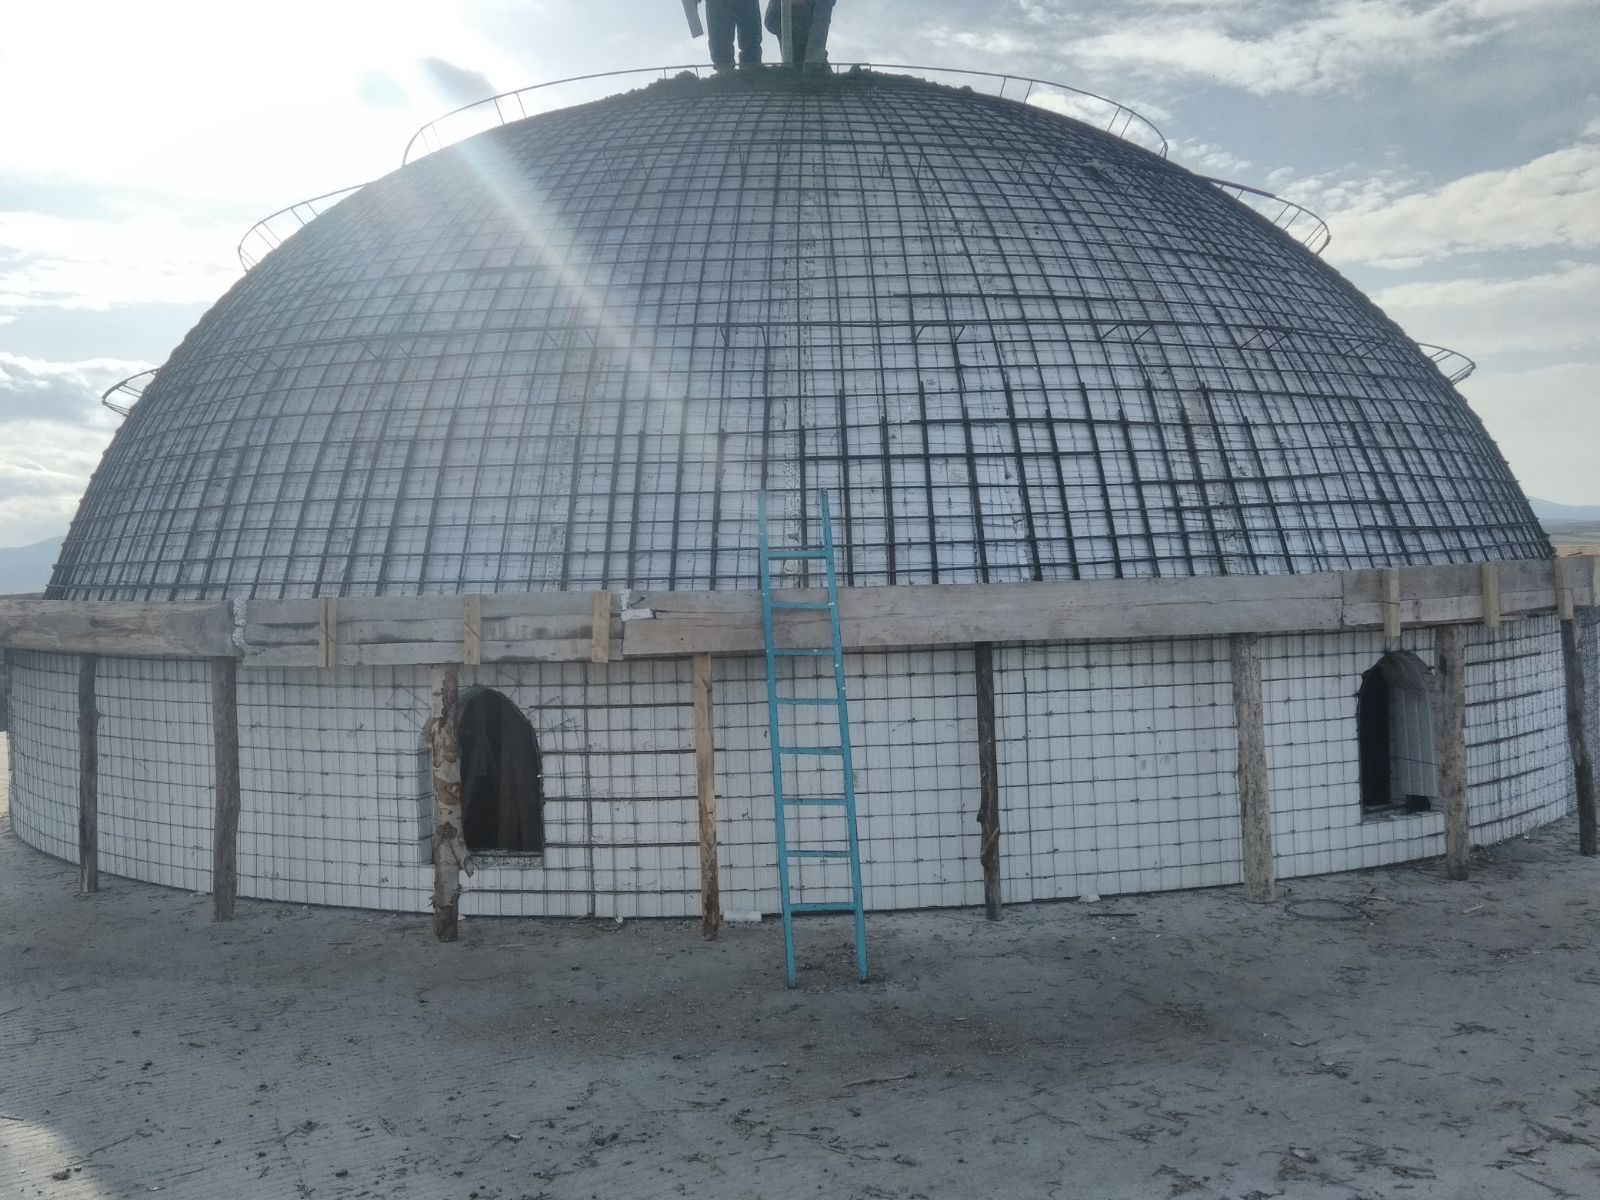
[
  {"left": 459, "top": 688, "right": 543, "bottom": 853},
  {"left": 1357, "top": 652, "right": 1437, "bottom": 815}
]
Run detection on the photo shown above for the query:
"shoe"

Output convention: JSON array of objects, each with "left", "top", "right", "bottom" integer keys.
[{"left": 713, "top": 63, "right": 735, "bottom": 76}]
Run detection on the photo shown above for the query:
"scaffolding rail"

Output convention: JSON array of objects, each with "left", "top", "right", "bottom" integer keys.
[
  {"left": 237, "top": 184, "right": 365, "bottom": 271},
  {"left": 400, "top": 62, "right": 1170, "bottom": 165},
  {"left": 1200, "top": 177, "right": 1332, "bottom": 256},
  {"left": 99, "top": 368, "right": 158, "bottom": 417}
]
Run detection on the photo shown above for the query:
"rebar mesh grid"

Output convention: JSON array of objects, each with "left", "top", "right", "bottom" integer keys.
[
  {"left": 1262, "top": 630, "right": 1446, "bottom": 877},
  {"left": 1465, "top": 614, "right": 1572, "bottom": 843},
  {"left": 6, "top": 652, "right": 80, "bottom": 863},
  {"left": 95, "top": 658, "right": 214, "bottom": 892},
  {"left": 53, "top": 70, "right": 1544, "bottom": 603},
  {"left": 995, "top": 638, "right": 1241, "bottom": 901}
]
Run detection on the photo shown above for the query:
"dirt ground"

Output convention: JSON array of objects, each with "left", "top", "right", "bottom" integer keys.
[{"left": 4, "top": 739, "right": 1600, "bottom": 1199}]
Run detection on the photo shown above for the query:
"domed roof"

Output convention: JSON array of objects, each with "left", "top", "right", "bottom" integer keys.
[{"left": 53, "top": 70, "right": 1545, "bottom": 601}]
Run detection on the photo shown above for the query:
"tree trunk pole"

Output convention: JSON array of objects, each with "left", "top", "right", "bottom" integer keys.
[
  {"left": 1561, "top": 613, "right": 1596, "bottom": 856},
  {"left": 77, "top": 654, "right": 98, "bottom": 895},
  {"left": 692, "top": 653, "right": 721, "bottom": 939},
  {"left": 1230, "top": 635, "right": 1274, "bottom": 903},
  {"left": 974, "top": 642, "right": 1002, "bottom": 920},
  {"left": 1435, "top": 625, "right": 1470, "bottom": 880},
  {"left": 211, "top": 656, "right": 242, "bottom": 920},
  {"left": 430, "top": 664, "right": 471, "bottom": 940}
]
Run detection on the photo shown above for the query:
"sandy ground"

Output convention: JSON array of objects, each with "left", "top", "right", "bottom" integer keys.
[{"left": 4, "top": 739, "right": 1600, "bottom": 1199}]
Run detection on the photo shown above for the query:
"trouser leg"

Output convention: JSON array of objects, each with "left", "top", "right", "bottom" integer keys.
[
  {"left": 734, "top": 0, "right": 763, "bottom": 63},
  {"left": 786, "top": 9, "right": 812, "bottom": 65},
  {"left": 707, "top": 0, "right": 735, "bottom": 65},
  {"left": 802, "top": 0, "right": 832, "bottom": 64}
]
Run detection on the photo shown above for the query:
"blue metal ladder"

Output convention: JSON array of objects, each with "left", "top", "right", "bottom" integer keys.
[{"left": 758, "top": 490, "right": 868, "bottom": 987}]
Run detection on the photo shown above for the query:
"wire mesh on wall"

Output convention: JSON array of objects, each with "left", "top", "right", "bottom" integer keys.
[{"left": 52, "top": 70, "right": 1545, "bottom": 602}]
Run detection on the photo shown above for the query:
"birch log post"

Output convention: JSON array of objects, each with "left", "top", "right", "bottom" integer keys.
[
  {"left": 973, "top": 642, "right": 1002, "bottom": 920},
  {"left": 1230, "top": 634, "right": 1274, "bottom": 903},
  {"left": 77, "top": 653, "right": 98, "bottom": 894},
  {"left": 211, "top": 656, "right": 242, "bottom": 920},
  {"left": 1435, "top": 624, "right": 1469, "bottom": 880},
  {"left": 1560, "top": 610, "right": 1596, "bottom": 857},
  {"left": 429, "top": 663, "right": 472, "bottom": 940},
  {"left": 692, "top": 652, "right": 721, "bottom": 939}
]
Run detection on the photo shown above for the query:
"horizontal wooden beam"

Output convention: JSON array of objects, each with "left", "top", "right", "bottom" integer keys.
[
  {"left": 0, "top": 600, "right": 236, "bottom": 659},
  {"left": 0, "top": 557, "right": 1591, "bottom": 665}
]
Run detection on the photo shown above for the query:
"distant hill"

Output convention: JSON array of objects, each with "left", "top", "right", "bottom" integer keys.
[
  {"left": 1528, "top": 497, "right": 1600, "bottom": 522},
  {"left": 0, "top": 536, "right": 62, "bottom": 595}
]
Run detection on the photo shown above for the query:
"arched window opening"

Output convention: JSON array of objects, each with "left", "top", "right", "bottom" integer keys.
[
  {"left": 458, "top": 688, "right": 543, "bottom": 853},
  {"left": 1357, "top": 652, "right": 1438, "bottom": 815}
]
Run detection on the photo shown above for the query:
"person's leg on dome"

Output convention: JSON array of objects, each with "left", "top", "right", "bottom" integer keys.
[
  {"left": 801, "top": 0, "right": 833, "bottom": 68},
  {"left": 732, "top": 0, "right": 763, "bottom": 66},
  {"left": 706, "top": 0, "right": 737, "bottom": 72}
]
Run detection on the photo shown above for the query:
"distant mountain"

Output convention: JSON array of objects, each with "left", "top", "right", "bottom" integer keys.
[
  {"left": 0, "top": 536, "right": 63, "bottom": 595},
  {"left": 1528, "top": 498, "right": 1600, "bottom": 522}
]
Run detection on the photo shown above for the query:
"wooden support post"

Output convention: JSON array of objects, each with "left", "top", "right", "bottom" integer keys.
[
  {"left": 1230, "top": 634, "right": 1274, "bottom": 903},
  {"left": 589, "top": 592, "right": 613, "bottom": 664},
  {"left": 1561, "top": 612, "right": 1596, "bottom": 857},
  {"left": 429, "top": 663, "right": 472, "bottom": 940},
  {"left": 463, "top": 594, "right": 482, "bottom": 666},
  {"left": 1480, "top": 563, "right": 1501, "bottom": 632},
  {"left": 1381, "top": 568, "right": 1402, "bottom": 648},
  {"left": 974, "top": 642, "right": 1002, "bottom": 920},
  {"left": 1435, "top": 625, "right": 1469, "bottom": 880},
  {"left": 692, "top": 652, "right": 721, "bottom": 939},
  {"left": 211, "top": 656, "right": 241, "bottom": 920},
  {"left": 77, "top": 654, "right": 98, "bottom": 895},
  {"left": 317, "top": 597, "right": 338, "bottom": 670}
]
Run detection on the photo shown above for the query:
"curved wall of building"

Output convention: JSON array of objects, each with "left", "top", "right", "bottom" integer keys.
[
  {"left": 54, "top": 72, "right": 1543, "bottom": 602},
  {"left": 7, "top": 618, "right": 1574, "bottom": 915}
]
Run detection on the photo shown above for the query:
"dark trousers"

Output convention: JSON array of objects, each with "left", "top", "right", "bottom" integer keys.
[{"left": 708, "top": 0, "right": 763, "bottom": 65}]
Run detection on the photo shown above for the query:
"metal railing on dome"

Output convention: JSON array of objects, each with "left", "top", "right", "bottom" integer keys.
[
  {"left": 237, "top": 184, "right": 365, "bottom": 271},
  {"left": 1419, "top": 344, "right": 1477, "bottom": 385},
  {"left": 1200, "top": 177, "right": 1332, "bottom": 256},
  {"left": 100, "top": 368, "right": 158, "bottom": 417},
  {"left": 400, "top": 62, "right": 1170, "bottom": 165}
]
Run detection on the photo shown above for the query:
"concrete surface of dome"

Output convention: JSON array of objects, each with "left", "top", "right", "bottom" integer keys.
[{"left": 52, "top": 70, "right": 1546, "bottom": 602}]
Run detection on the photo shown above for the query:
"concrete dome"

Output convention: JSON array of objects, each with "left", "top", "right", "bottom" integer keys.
[{"left": 52, "top": 70, "right": 1545, "bottom": 601}]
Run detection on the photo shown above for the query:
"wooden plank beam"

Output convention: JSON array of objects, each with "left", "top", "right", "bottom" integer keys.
[
  {"left": 429, "top": 664, "right": 473, "bottom": 940},
  {"left": 973, "top": 643, "right": 1002, "bottom": 920},
  {"left": 1230, "top": 635, "right": 1274, "bottom": 904},
  {"left": 0, "top": 600, "right": 235, "bottom": 659},
  {"left": 692, "top": 652, "right": 720, "bottom": 940},
  {"left": 77, "top": 654, "right": 98, "bottom": 895},
  {"left": 211, "top": 656, "right": 241, "bottom": 920},
  {"left": 1435, "top": 625, "right": 1469, "bottom": 881}
]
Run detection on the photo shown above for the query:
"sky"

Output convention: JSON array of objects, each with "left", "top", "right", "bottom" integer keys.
[{"left": 1, "top": 0, "right": 1596, "bottom": 547}]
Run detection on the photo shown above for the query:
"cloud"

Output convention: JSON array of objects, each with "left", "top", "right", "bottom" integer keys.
[
  {"left": 1057, "top": 0, "right": 1589, "bottom": 96},
  {"left": 0, "top": 209, "right": 240, "bottom": 312},
  {"left": 419, "top": 57, "right": 498, "bottom": 106},
  {"left": 0, "top": 354, "right": 134, "bottom": 544},
  {"left": 1371, "top": 262, "right": 1600, "bottom": 355},
  {"left": 1314, "top": 139, "right": 1600, "bottom": 266}
]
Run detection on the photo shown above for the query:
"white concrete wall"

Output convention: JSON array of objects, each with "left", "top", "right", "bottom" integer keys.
[{"left": 3, "top": 615, "right": 1581, "bottom": 915}]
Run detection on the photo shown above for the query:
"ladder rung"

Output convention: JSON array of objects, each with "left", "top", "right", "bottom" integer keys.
[
  {"left": 775, "top": 695, "right": 836, "bottom": 706},
  {"left": 770, "top": 600, "right": 833, "bottom": 611},
  {"left": 782, "top": 796, "right": 851, "bottom": 807},
  {"left": 788, "top": 901, "right": 860, "bottom": 914},
  {"left": 785, "top": 848, "right": 852, "bottom": 859},
  {"left": 779, "top": 745, "right": 845, "bottom": 757},
  {"left": 765, "top": 549, "right": 828, "bottom": 560},
  {"left": 774, "top": 648, "right": 834, "bottom": 658}
]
